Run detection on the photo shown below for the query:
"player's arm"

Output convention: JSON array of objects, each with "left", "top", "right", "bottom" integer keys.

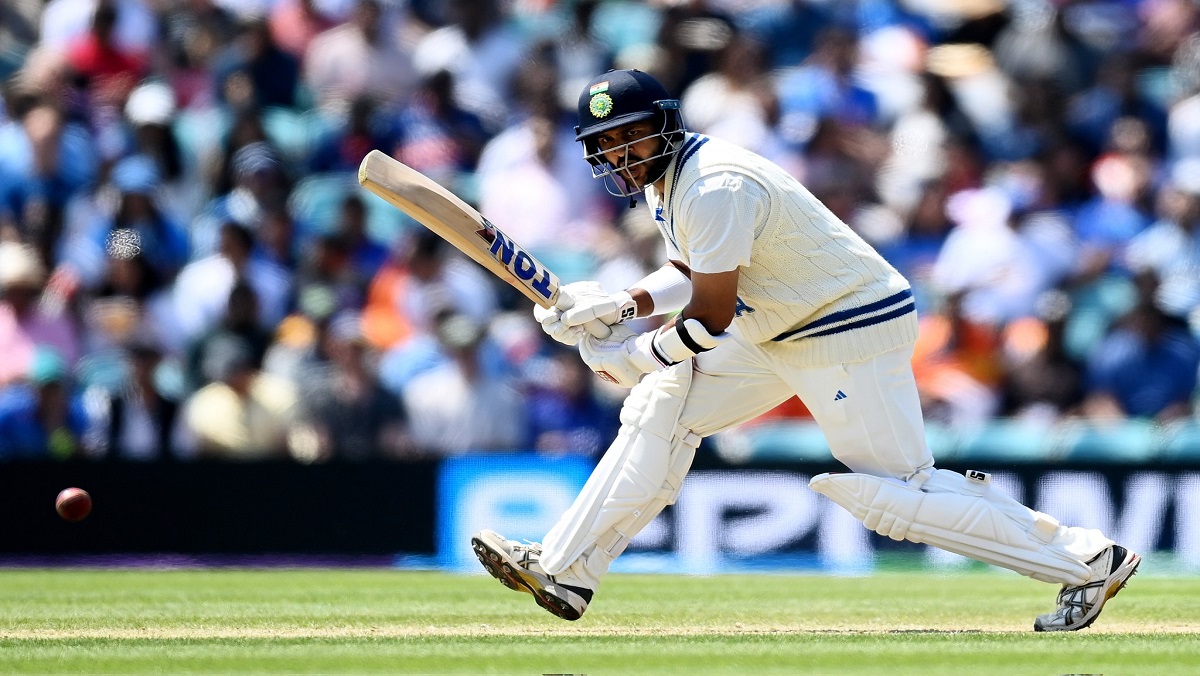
[{"left": 673, "top": 267, "right": 739, "bottom": 334}]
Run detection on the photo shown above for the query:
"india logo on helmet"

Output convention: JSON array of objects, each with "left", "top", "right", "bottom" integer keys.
[{"left": 589, "top": 92, "right": 613, "bottom": 119}]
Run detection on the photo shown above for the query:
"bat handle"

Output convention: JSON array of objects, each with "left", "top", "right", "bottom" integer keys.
[{"left": 582, "top": 319, "right": 611, "bottom": 340}]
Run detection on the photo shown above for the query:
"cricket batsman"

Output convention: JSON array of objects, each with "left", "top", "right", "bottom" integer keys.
[{"left": 471, "top": 69, "right": 1139, "bottom": 631}]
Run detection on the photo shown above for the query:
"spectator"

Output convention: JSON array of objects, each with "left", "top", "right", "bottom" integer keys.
[
  {"left": 878, "top": 179, "right": 954, "bottom": 310},
  {"left": 65, "top": 1, "right": 147, "bottom": 111},
  {"left": 172, "top": 221, "right": 292, "bottom": 346},
  {"left": 75, "top": 155, "right": 189, "bottom": 286},
  {"left": 523, "top": 345, "right": 617, "bottom": 457},
  {"left": 0, "top": 347, "right": 89, "bottom": 460},
  {"left": 680, "top": 31, "right": 779, "bottom": 155},
  {"left": 1071, "top": 152, "right": 1154, "bottom": 283},
  {"left": 183, "top": 334, "right": 297, "bottom": 460},
  {"left": 192, "top": 140, "right": 290, "bottom": 258},
  {"left": 185, "top": 282, "right": 274, "bottom": 392},
  {"left": 1083, "top": 295, "right": 1200, "bottom": 422},
  {"left": 269, "top": 0, "right": 338, "bottom": 61},
  {"left": 0, "top": 101, "right": 97, "bottom": 253},
  {"left": 390, "top": 69, "right": 488, "bottom": 186},
  {"left": 0, "top": 242, "right": 80, "bottom": 387},
  {"left": 911, "top": 291, "right": 1004, "bottom": 429},
  {"left": 931, "top": 187, "right": 1072, "bottom": 324},
  {"left": 1000, "top": 290, "right": 1086, "bottom": 422},
  {"left": 213, "top": 18, "right": 300, "bottom": 110},
  {"left": 364, "top": 228, "right": 497, "bottom": 352},
  {"left": 160, "top": 4, "right": 230, "bottom": 110},
  {"left": 774, "top": 26, "right": 879, "bottom": 148},
  {"left": 1123, "top": 159, "right": 1200, "bottom": 320},
  {"left": 122, "top": 82, "right": 200, "bottom": 222},
  {"left": 84, "top": 339, "right": 186, "bottom": 461},
  {"left": 478, "top": 114, "right": 587, "bottom": 253},
  {"left": 257, "top": 206, "right": 298, "bottom": 270},
  {"left": 876, "top": 73, "right": 970, "bottom": 215},
  {"left": 302, "top": 0, "right": 414, "bottom": 115},
  {"left": 294, "top": 233, "right": 363, "bottom": 317},
  {"left": 39, "top": 0, "right": 157, "bottom": 56},
  {"left": 553, "top": 0, "right": 613, "bottom": 113},
  {"left": 410, "top": 0, "right": 525, "bottom": 133},
  {"left": 332, "top": 195, "right": 388, "bottom": 288},
  {"left": 307, "top": 95, "right": 396, "bottom": 173},
  {"left": 402, "top": 312, "right": 524, "bottom": 454},
  {"left": 1066, "top": 53, "right": 1167, "bottom": 157},
  {"left": 293, "top": 311, "right": 411, "bottom": 461},
  {"left": 203, "top": 111, "right": 276, "bottom": 199},
  {"left": 84, "top": 251, "right": 178, "bottom": 354}
]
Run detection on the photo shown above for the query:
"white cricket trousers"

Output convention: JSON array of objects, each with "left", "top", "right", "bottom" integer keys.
[
  {"left": 682, "top": 332, "right": 934, "bottom": 481},
  {"left": 546, "top": 329, "right": 1110, "bottom": 588}
]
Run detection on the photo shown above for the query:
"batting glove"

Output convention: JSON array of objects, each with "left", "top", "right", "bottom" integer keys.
[
  {"left": 559, "top": 282, "right": 637, "bottom": 328},
  {"left": 534, "top": 304, "right": 586, "bottom": 345},
  {"left": 579, "top": 318, "right": 727, "bottom": 388},
  {"left": 534, "top": 281, "right": 615, "bottom": 346}
]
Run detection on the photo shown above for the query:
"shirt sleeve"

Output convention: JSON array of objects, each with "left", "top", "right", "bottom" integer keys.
[{"left": 678, "top": 172, "right": 765, "bottom": 274}]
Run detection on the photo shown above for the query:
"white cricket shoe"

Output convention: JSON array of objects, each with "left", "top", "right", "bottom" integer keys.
[
  {"left": 471, "top": 530, "right": 593, "bottom": 621},
  {"left": 1034, "top": 544, "right": 1141, "bottom": 632}
]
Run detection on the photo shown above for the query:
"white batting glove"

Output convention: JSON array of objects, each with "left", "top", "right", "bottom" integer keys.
[
  {"left": 534, "top": 303, "right": 587, "bottom": 346},
  {"left": 559, "top": 281, "right": 637, "bottom": 328},
  {"left": 579, "top": 317, "right": 728, "bottom": 388},
  {"left": 578, "top": 324, "right": 657, "bottom": 388},
  {"left": 534, "top": 282, "right": 615, "bottom": 346}
]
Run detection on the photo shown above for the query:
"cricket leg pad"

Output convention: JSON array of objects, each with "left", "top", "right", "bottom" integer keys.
[
  {"left": 539, "top": 361, "right": 699, "bottom": 587},
  {"left": 810, "top": 469, "right": 1110, "bottom": 585}
]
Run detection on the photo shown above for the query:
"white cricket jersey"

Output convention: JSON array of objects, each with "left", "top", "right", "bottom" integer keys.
[{"left": 645, "top": 133, "right": 918, "bottom": 366}]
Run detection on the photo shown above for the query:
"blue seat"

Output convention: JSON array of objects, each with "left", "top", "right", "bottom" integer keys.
[
  {"left": 1160, "top": 421, "right": 1200, "bottom": 462},
  {"left": 73, "top": 350, "right": 130, "bottom": 391},
  {"left": 527, "top": 248, "right": 598, "bottom": 285},
  {"left": 1064, "top": 275, "right": 1137, "bottom": 361},
  {"left": 1054, "top": 420, "right": 1160, "bottom": 463},
  {"left": 713, "top": 421, "right": 830, "bottom": 463},
  {"left": 954, "top": 419, "right": 1055, "bottom": 462},
  {"left": 261, "top": 107, "right": 311, "bottom": 163},
  {"left": 288, "top": 173, "right": 355, "bottom": 236},
  {"left": 922, "top": 420, "right": 961, "bottom": 461},
  {"left": 289, "top": 173, "right": 412, "bottom": 244},
  {"left": 716, "top": 419, "right": 958, "bottom": 464},
  {"left": 172, "top": 108, "right": 231, "bottom": 167}
]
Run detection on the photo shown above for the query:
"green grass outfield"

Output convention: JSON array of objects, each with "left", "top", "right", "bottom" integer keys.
[{"left": 0, "top": 569, "right": 1197, "bottom": 674}]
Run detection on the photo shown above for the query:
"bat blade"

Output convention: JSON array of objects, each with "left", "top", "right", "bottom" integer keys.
[{"left": 357, "top": 150, "right": 562, "bottom": 309}]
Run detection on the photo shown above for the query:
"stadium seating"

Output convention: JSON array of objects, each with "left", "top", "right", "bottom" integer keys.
[
  {"left": 1047, "top": 419, "right": 1160, "bottom": 464},
  {"left": 1161, "top": 420, "right": 1200, "bottom": 462}
]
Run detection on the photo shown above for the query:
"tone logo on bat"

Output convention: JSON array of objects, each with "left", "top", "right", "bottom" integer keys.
[{"left": 475, "top": 218, "right": 559, "bottom": 303}]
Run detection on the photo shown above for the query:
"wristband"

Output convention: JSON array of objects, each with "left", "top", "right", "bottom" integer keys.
[{"left": 635, "top": 265, "right": 692, "bottom": 316}]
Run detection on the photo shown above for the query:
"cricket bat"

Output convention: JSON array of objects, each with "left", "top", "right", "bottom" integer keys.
[{"left": 358, "top": 150, "right": 610, "bottom": 337}]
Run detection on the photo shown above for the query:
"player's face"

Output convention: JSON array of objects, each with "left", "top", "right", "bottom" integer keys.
[{"left": 594, "top": 121, "right": 664, "bottom": 190}]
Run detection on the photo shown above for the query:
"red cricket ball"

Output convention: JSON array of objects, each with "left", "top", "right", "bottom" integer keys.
[{"left": 55, "top": 487, "right": 92, "bottom": 522}]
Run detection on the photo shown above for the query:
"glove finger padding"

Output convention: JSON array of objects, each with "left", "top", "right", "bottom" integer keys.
[
  {"left": 534, "top": 303, "right": 587, "bottom": 346},
  {"left": 578, "top": 324, "right": 644, "bottom": 388}
]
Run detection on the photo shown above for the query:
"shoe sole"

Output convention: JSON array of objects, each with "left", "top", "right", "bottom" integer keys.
[
  {"left": 1035, "top": 550, "right": 1141, "bottom": 632},
  {"left": 470, "top": 534, "right": 584, "bottom": 621}
]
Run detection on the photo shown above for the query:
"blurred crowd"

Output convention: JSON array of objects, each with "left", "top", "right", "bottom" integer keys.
[{"left": 0, "top": 0, "right": 1198, "bottom": 463}]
